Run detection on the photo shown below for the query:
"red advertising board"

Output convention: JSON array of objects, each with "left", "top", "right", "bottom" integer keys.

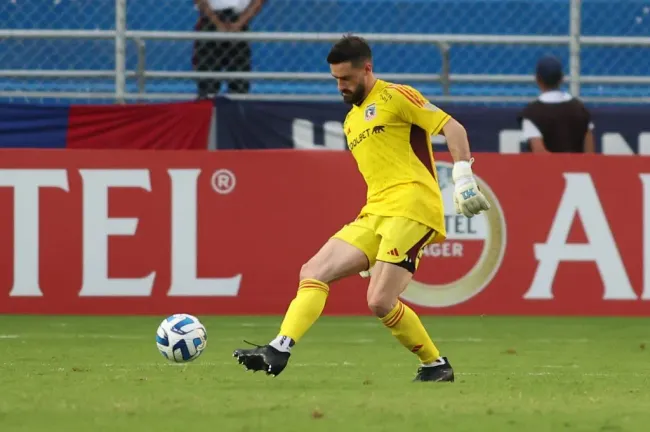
[{"left": 0, "top": 150, "right": 648, "bottom": 316}]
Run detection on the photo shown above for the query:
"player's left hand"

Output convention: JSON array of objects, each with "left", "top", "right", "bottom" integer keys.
[{"left": 452, "top": 158, "right": 490, "bottom": 218}]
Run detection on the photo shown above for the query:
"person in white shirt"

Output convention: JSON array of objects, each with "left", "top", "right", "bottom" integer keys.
[
  {"left": 193, "top": 0, "right": 265, "bottom": 98},
  {"left": 518, "top": 55, "right": 595, "bottom": 153}
]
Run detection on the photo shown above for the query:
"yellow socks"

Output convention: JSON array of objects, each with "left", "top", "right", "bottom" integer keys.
[
  {"left": 380, "top": 300, "right": 440, "bottom": 364},
  {"left": 271, "top": 279, "right": 329, "bottom": 351},
  {"left": 270, "top": 282, "right": 440, "bottom": 365}
]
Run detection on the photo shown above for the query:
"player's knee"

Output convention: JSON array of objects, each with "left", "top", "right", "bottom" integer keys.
[
  {"left": 299, "top": 261, "right": 329, "bottom": 284},
  {"left": 367, "top": 294, "right": 394, "bottom": 318}
]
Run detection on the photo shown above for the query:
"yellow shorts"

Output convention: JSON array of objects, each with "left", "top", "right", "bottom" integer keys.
[{"left": 332, "top": 214, "right": 439, "bottom": 273}]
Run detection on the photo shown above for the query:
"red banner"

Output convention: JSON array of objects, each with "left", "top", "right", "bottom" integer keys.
[
  {"left": 67, "top": 101, "right": 213, "bottom": 150},
  {"left": 0, "top": 150, "right": 649, "bottom": 316}
]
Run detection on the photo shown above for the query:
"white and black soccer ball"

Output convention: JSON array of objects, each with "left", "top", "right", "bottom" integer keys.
[{"left": 156, "top": 314, "right": 207, "bottom": 363}]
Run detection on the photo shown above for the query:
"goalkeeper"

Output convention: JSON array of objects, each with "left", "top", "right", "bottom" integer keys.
[{"left": 234, "top": 35, "right": 490, "bottom": 382}]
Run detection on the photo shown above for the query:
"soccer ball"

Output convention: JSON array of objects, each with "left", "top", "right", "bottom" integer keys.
[{"left": 156, "top": 314, "right": 208, "bottom": 363}]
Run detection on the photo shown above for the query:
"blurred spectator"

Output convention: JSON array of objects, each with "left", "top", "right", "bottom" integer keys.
[
  {"left": 193, "top": 0, "right": 264, "bottom": 98},
  {"left": 518, "top": 55, "right": 595, "bottom": 153}
]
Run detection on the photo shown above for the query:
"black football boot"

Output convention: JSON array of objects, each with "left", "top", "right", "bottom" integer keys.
[
  {"left": 233, "top": 341, "right": 291, "bottom": 376},
  {"left": 413, "top": 357, "right": 455, "bottom": 382}
]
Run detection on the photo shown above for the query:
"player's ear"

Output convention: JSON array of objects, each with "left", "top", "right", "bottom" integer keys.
[{"left": 364, "top": 61, "right": 372, "bottom": 74}]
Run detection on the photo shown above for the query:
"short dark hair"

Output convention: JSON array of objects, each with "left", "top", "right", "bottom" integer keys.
[
  {"left": 326, "top": 35, "right": 372, "bottom": 66},
  {"left": 535, "top": 55, "right": 564, "bottom": 88}
]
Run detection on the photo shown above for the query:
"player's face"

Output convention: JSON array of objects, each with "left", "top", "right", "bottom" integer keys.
[{"left": 330, "top": 62, "right": 371, "bottom": 105}]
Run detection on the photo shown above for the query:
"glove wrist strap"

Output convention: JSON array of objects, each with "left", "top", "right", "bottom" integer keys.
[
  {"left": 452, "top": 157, "right": 475, "bottom": 183},
  {"left": 454, "top": 177, "right": 474, "bottom": 188}
]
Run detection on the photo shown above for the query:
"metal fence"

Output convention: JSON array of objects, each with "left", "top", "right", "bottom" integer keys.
[{"left": 1, "top": 0, "right": 649, "bottom": 104}]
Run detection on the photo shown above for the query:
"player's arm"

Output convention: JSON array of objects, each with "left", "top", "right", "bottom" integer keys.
[
  {"left": 387, "top": 84, "right": 470, "bottom": 161},
  {"left": 386, "top": 84, "right": 450, "bottom": 136},
  {"left": 388, "top": 85, "right": 489, "bottom": 218},
  {"left": 440, "top": 118, "right": 471, "bottom": 162},
  {"left": 439, "top": 117, "right": 490, "bottom": 218}
]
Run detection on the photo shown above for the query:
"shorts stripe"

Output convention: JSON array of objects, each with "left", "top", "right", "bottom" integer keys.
[{"left": 407, "top": 229, "right": 434, "bottom": 263}]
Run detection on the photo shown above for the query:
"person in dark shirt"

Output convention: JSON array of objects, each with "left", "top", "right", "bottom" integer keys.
[
  {"left": 192, "top": 0, "right": 265, "bottom": 99},
  {"left": 518, "top": 55, "right": 595, "bottom": 153}
]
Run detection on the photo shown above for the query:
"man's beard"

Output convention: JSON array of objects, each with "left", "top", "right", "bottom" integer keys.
[{"left": 342, "top": 83, "right": 366, "bottom": 105}]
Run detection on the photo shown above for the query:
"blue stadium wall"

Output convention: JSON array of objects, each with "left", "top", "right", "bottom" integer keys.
[{"left": 3, "top": 0, "right": 649, "bottom": 98}]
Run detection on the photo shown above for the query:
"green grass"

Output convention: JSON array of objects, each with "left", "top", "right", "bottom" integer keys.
[{"left": 0, "top": 316, "right": 649, "bottom": 431}]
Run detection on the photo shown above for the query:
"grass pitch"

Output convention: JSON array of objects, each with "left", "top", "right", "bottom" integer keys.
[{"left": 0, "top": 315, "right": 649, "bottom": 431}]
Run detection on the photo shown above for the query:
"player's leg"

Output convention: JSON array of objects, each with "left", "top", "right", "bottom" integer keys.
[
  {"left": 234, "top": 217, "right": 379, "bottom": 376},
  {"left": 271, "top": 237, "right": 371, "bottom": 348},
  {"left": 368, "top": 217, "right": 454, "bottom": 382}
]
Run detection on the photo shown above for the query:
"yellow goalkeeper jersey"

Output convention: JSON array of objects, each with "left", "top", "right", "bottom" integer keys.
[{"left": 343, "top": 79, "right": 451, "bottom": 237}]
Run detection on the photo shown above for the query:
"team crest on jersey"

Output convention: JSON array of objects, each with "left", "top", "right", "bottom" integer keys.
[{"left": 364, "top": 104, "right": 377, "bottom": 121}]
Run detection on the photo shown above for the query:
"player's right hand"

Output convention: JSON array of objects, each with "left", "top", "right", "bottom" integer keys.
[{"left": 452, "top": 158, "right": 490, "bottom": 218}]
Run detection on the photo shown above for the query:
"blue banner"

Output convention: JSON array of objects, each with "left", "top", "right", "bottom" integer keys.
[
  {"left": 0, "top": 103, "right": 69, "bottom": 149},
  {"left": 214, "top": 97, "right": 650, "bottom": 155},
  {"left": 0, "top": 101, "right": 213, "bottom": 150}
]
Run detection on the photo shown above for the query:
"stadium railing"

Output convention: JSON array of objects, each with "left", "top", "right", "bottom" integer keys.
[{"left": 1, "top": 0, "right": 650, "bottom": 104}]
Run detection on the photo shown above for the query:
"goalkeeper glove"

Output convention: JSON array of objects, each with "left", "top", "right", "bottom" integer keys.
[{"left": 452, "top": 158, "right": 490, "bottom": 218}]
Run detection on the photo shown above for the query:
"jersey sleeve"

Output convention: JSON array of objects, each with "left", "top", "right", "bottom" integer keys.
[{"left": 386, "top": 85, "right": 451, "bottom": 135}]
